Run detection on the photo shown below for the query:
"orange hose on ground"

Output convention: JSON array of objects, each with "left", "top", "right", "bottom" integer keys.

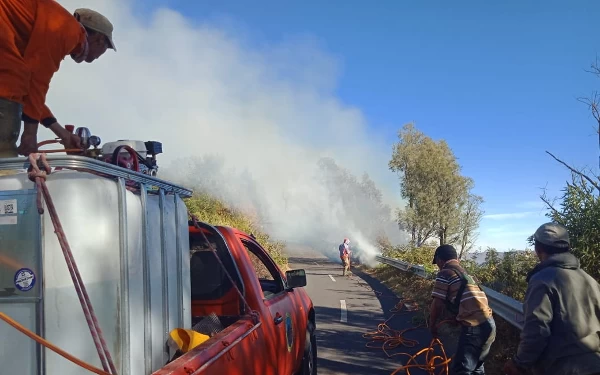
[
  {"left": 0, "top": 312, "right": 112, "bottom": 375},
  {"left": 362, "top": 301, "right": 455, "bottom": 375},
  {"left": 347, "top": 269, "right": 455, "bottom": 375},
  {"left": 389, "top": 337, "right": 452, "bottom": 375}
]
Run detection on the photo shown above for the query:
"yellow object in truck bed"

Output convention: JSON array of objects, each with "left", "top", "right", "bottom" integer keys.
[{"left": 168, "top": 328, "right": 210, "bottom": 353}]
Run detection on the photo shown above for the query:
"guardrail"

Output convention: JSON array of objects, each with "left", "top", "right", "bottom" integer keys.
[{"left": 374, "top": 255, "right": 524, "bottom": 330}]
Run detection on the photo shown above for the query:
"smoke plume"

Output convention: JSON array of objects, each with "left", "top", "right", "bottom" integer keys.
[{"left": 47, "top": 0, "right": 409, "bottom": 261}]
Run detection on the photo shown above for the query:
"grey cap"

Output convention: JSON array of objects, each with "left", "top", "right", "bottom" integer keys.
[
  {"left": 534, "top": 222, "right": 570, "bottom": 248},
  {"left": 74, "top": 8, "right": 116, "bottom": 51}
]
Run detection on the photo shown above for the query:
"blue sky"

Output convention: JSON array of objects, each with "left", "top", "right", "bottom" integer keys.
[{"left": 137, "top": 0, "right": 599, "bottom": 251}]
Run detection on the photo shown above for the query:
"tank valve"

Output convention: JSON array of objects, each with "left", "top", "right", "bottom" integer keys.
[{"left": 75, "top": 127, "right": 91, "bottom": 149}]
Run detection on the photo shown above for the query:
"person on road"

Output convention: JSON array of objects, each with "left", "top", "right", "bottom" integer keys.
[
  {"left": 429, "top": 244, "right": 496, "bottom": 374},
  {"left": 503, "top": 222, "right": 600, "bottom": 375},
  {"left": 339, "top": 238, "right": 351, "bottom": 276},
  {"left": 0, "top": 0, "right": 116, "bottom": 157}
]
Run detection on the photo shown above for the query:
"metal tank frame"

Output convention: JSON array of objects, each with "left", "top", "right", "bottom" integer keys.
[{"left": 0, "top": 155, "right": 193, "bottom": 375}]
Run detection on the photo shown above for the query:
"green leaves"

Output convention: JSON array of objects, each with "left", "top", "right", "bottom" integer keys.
[
  {"left": 389, "top": 123, "right": 483, "bottom": 255},
  {"left": 540, "top": 170, "right": 600, "bottom": 280},
  {"left": 185, "top": 193, "right": 287, "bottom": 268}
]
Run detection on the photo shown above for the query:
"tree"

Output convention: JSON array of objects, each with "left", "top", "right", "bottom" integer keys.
[
  {"left": 539, "top": 164, "right": 600, "bottom": 279},
  {"left": 455, "top": 193, "right": 485, "bottom": 259},
  {"left": 389, "top": 123, "right": 481, "bottom": 247},
  {"left": 388, "top": 124, "right": 432, "bottom": 245},
  {"left": 535, "top": 58, "right": 600, "bottom": 280}
]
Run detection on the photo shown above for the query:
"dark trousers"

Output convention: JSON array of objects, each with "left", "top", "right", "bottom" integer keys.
[
  {"left": 451, "top": 317, "right": 496, "bottom": 375},
  {"left": 0, "top": 98, "right": 21, "bottom": 157}
]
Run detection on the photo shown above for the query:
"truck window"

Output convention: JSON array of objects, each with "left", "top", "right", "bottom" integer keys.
[
  {"left": 189, "top": 223, "right": 245, "bottom": 319},
  {"left": 241, "top": 240, "right": 285, "bottom": 299}
]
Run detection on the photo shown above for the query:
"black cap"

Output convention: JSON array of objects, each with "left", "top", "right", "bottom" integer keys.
[{"left": 432, "top": 244, "right": 458, "bottom": 264}]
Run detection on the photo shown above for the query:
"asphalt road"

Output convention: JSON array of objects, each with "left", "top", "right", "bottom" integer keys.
[{"left": 288, "top": 248, "right": 455, "bottom": 375}]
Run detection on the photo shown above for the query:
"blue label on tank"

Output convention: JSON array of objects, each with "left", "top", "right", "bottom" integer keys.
[{"left": 14, "top": 268, "right": 36, "bottom": 292}]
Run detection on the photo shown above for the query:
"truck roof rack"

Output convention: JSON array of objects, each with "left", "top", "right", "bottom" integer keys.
[{"left": 0, "top": 154, "right": 193, "bottom": 198}]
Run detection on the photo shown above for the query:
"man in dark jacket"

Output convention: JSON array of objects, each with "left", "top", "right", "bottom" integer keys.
[{"left": 504, "top": 222, "right": 600, "bottom": 375}]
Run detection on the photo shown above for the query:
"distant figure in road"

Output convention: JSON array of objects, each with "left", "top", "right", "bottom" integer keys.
[
  {"left": 503, "top": 222, "right": 600, "bottom": 375},
  {"left": 429, "top": 244, "right": 496, "bottom": 375},
  {"left": 339, "top": 238, "right": 351, "bottom": 276}
]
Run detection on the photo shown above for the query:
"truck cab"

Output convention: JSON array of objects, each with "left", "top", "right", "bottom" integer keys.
[{"left": 155, "top": 221, "right": 316, "bottom": 375}]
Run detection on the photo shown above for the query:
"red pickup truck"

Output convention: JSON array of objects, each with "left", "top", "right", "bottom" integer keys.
[{"left": 153, "top": 220, "right": 316, "bottom": 375}]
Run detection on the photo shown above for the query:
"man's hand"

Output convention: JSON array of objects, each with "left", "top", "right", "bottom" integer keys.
[
  {"left": 503, "top": 359, "right": 525, "bottom": 375},
  {"left": 16, "top": 122, "right": 38, "bottom": 156},
  {"left": 48, "top": 122, "right": 82, "bottom": 150},
  {"left": 61, "top": 132, "right": 82, "bottom": 150},
  {"left": 428, "top": 297, "right": 445, "bottom": 337}
]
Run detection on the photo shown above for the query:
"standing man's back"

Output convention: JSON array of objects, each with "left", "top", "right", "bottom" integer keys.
[{"left": 504, "top": 222, "right": 600, "bottom": 375}]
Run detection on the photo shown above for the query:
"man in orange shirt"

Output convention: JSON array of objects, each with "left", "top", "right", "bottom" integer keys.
[{"left": 0, "top": 0, "right": 116, "bottom": 157}]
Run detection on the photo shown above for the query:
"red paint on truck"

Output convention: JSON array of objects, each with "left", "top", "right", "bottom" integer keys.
[{"left": 153, "top": 222, "right": 315, "bottom": 375}]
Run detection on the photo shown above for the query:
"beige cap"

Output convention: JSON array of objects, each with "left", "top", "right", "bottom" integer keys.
[
  {"left": 533, "top": 222, "right": 570, "bottom": 248},
  {"left": 74, "top": 8, "right": 116, "bottom": 51}
]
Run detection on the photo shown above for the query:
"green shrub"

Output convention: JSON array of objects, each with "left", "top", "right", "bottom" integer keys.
[
  {"left": 185, "top": 192, "right": 288, "bottom": 269},
  {"left": 383, "top": 244, "right": 538, "bottom": 301},
  {"left": 382, "top": 244, "right": 438, "bottom": 274}
]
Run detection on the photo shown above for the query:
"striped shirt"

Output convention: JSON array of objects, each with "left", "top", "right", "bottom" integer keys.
[{"left": 431, "top": 260, "right": 493, "bottom": 326}]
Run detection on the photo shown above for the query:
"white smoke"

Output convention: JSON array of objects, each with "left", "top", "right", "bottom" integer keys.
[
  {"left": 349, "top": 231, "right": 382, "bottom": 267},
  {"left": 45, "top": 0, "right": 409, "bottom": 258}
]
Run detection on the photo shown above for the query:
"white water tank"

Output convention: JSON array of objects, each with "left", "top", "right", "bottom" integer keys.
[{"left": 0, "top": 156, "right": 192, "bottom": 375}]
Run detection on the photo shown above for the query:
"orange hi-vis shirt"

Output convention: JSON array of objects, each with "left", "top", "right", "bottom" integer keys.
[{"left": 0, "top": 0, "right": 87, "bottom": 125}]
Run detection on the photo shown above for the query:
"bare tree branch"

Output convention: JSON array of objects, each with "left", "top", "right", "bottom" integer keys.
[
  {"left": 577, "top": 94, "right": 600, "bottom": 131},
  {"left": 583, "top": 56, "right": 600, "bottom": 76},
  {"left": 545, "top": 151, "right": 600, "bottom": 192},
  {"left": 540, "top": 194, "right": 561, "bottom": 217}
]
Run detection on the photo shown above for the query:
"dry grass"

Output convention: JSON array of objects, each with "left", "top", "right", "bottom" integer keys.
[{"left": 363, "top": 264, "right": 522, "bottom": 375}]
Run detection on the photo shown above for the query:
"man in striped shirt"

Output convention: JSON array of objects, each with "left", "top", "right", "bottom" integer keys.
[{"left": 428, "top": 244, "right": 496, "bottom": 374}]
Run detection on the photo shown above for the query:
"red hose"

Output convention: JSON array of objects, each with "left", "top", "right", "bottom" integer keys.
[{"left": 28, "top": 154, "right": 118, "bottom": 374}]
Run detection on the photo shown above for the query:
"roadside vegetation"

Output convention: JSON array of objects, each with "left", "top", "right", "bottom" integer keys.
[
  {"left": 381, "top": 244, "right": 538, "bottom": 302},
  {"left": 185, "top": 192, "right": 288, "bottom": 269}
]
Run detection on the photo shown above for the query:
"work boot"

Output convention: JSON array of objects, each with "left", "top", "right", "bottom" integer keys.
[{"left": 0, "top": 99, "right": 22, "bottom": 158}]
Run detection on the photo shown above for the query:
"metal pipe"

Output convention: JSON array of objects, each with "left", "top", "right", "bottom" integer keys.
[
  {"left": 174, "top": 194, "right": 184, "bottom": 328},
  {"left": 140, "top": 184, "right": 152, "bottom": 374},
  {"left": 159, "top": 188, "right": 169, "bottom": 364},
  {"left": 117, "top": 177, "right": 131, "bottom": 375}
]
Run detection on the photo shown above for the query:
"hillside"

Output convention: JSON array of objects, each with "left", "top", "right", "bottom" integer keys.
[{"left": 185, "top": 191, "right": 288, "bottom": 269}]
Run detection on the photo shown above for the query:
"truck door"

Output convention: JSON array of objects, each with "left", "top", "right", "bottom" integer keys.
[{"left": 240, "top": 239, "right": 298, "bottom": 375}]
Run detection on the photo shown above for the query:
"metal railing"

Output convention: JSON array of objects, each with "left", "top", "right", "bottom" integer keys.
[{"left": 375, "top": 255, "right": 525, "bottom": 330}]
